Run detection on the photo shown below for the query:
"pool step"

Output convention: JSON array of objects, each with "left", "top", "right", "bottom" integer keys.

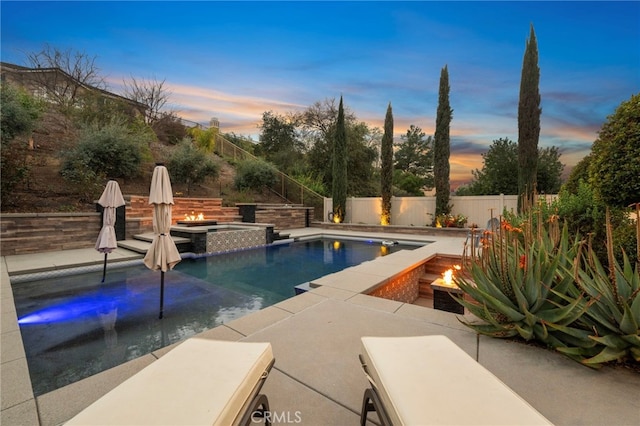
[{"left": 118, "top": 234, "right": 192, "bottom": 254}]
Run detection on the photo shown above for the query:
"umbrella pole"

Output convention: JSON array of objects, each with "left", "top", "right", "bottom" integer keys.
[
  {"left": 159, "top": 271, "right": 165, "bottom": 319},
  {"left": 101, "top": 253, "right": 108, "bottom": 283}
]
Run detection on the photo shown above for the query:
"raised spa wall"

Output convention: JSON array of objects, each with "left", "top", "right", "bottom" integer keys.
[{"left": 170, "top": 224, "right": 275, "bottom": 255}]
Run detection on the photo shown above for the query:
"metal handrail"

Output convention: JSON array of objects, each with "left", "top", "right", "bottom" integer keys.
[{"left": 214, "top": 133, "right": 325, "bottom": 221}]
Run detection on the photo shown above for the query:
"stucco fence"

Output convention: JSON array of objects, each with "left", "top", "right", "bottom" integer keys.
[{"left": 324, "top": 194, "right": 558, "bottom": 228}]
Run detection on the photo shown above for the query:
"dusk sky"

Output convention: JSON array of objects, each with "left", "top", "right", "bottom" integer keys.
[{"left": 2, "top": 1, "right": 639, "bottom": 186}]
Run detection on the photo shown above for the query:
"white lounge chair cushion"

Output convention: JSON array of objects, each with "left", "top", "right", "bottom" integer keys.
[
  {"left": 66, "top": 338, "right": 273, "bottom": 425},
  {"left": 360, "top": 335, "right": 551, "bottom": 426}
]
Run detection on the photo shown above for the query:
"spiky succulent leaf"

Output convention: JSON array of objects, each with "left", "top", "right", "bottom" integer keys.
[
  {"left": 556, "top": 347, "right": 603, "bottom": 368},
  {"left": 581, "top": 346, "right": 628, "bottom": 366},
  {"left": 458, "top": 321, "right": 518, "bottom": 338},
  {"left": 543, "top": 322, "right": 596, "bottom": 348},
  {"left": 620, "top": 333, "right": 640, "bottom": 347},
  {"left": 536, "top": 294, "right": 588, "bottom": 325},
  {"left": 620, "top": 302, "right": 639, "bottom": 336},
  {"left": 590, "top": 334, "right": 629, "bottom": 350},
  {"left": 515, "top": 323, "right": 534, "bottom": 340}
]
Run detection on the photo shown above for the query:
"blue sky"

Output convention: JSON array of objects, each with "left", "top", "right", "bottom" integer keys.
[{"left": 2, "top": 1, "right": 639, "bottom": 186}]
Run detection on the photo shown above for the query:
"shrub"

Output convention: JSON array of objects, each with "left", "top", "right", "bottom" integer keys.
[
  {"left": 1, "top": 82, "right": 43, "bottom": 206},
  {"left": 234, "top": 159, "right": 277, "bottom": 191},
  {"left": 167, "top": 139, "right": 220, "bottom": 195},
  {"left": 554, "top": 181, "right": 636, "bottom": 266},
  {"left": 58, "top": 157, "right": 103, "bottom": 202},
  {"left": 291, "top": 172, "right": 328, "bottom": 196},
  {"left": 188, "top": 126, "right": 217, "bottom": 152},
  {"left": 61, "top": 118, "right": 150, "bottom": 182},
  {"left": 393, "top": 170, "right": 425, "bottom": 196},
  {"left": 152, "top": 113, "right": 188, "bottom": 145}
]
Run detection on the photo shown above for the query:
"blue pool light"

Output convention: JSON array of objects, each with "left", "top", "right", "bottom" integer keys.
[{"left": 18, "top": 294, "right": 119, "bottom": 325}]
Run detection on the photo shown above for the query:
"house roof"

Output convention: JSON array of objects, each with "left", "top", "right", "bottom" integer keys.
[{"left": 0, "top": 61, "right": 148, "bottom": 110}]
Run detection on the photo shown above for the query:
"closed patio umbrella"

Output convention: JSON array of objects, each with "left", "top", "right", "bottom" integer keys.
[
  {"left": 96, "top": 180, "right": 126, "bottom": 282},
  {"left": 143, "top": 165, "right": 181, "bottom": 319}
]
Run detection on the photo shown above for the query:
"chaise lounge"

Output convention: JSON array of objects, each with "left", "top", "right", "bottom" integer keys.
[
  {"left": 66, "top": 338, "right": 275, "bottom": 425},
  {"left": 359, "top": 335, "right": 552, "bottom": 425}
]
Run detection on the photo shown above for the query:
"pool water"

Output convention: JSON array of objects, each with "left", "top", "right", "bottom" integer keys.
[{"left": 12, "top": 238, "right": 417, "bottom": 396}]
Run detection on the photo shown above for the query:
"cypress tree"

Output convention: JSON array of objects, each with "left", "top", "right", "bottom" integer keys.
[
  {"left": 332, "top": 96, "right": 347, "bottom": 222},
  {"left": 381, "top": 102, "right": 394, "bottom": 225},
  {"left": 517, "top": 24, "right": 541, "bottom": 212},
  {"left": 434, "top": 65, "right": 452, "bottom": 220}
]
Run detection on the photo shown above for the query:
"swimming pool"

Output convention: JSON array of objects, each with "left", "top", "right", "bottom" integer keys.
[{"left": 12, "top": 238, "right": 419, "bottom": 396}]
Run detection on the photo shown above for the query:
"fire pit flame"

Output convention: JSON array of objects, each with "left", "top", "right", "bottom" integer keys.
[
  {"left": 184, "top": 212, "right": 205, "bottom": 221},
  {"left": 442, "top": 265, "right": 462, "bottom": 287}
]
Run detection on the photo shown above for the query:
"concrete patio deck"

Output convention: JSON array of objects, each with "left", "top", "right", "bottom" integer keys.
[{"left": 2, "top": 228, "right": 639, "bottom": 425}]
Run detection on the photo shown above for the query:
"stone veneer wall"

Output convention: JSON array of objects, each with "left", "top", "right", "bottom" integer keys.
[
  {"left": 127, "top": 196, "right": 240, "bottom": 222},
  {"left": 0, "top": 201, "right": 310, "bottom": 256},
  {"left": 255, "top": 207, "right": 312, "bottom": 230},
  {"left": 0, "top": 213, "right": 101, "bottom": 256},
  {"left": 367, "top": 263, "right": 425, "bottom": 303}
]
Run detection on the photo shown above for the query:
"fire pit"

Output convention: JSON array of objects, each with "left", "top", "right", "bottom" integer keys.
[
  {"left": 431, "top": 265, "right": 465, "bottom": 314},
  {"left": 176, "top": 220, "right": 219, "bottom": 227},
  {"left": 176, "top": 212, "right": 218, "bottom": 227}
]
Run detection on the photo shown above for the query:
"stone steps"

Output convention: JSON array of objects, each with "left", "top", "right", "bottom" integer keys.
[{"left": 118, "top": 233, "right": 192, "bottom": 254}]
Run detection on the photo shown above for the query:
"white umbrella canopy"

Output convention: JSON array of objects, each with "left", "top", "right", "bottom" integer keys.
[
  {"left": 143, "top": 165, "right": 181, "bottom": 318},
  {"left": 144, "top": 203, "right": 181, "bottom": 272},
  {"left": 95, "top": 180, "right": 126, "bottom": 281}
]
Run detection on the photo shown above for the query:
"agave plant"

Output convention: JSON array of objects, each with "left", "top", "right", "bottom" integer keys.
[
  {"left": 454, "top": 217, "right": 592, "bottom": 350},
  {"left": 553, "top": 210, "right": 640, "bottom": 367}
]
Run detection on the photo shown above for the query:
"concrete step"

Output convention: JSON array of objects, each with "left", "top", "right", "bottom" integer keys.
[
  {"left": 133, "top": 233, "right": 191, "bottom": 244},
  {"left": 117, "top": 239, "right": 151, "bottom": 254},
  {"left": 118, "top": 234, "right": 192, "bottom": 254},
  {"left": 418, "top": 272, "right": 441, "bottom": 284},
  {"left": 419, "top": 283, "right": 434, "bottom": 298}
]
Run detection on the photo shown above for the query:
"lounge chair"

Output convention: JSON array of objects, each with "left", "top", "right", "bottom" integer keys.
[
  {"left": 358, "top": 335, "right": 551, "bottom": 425},
  {"left": 66, "top": 338, "right": 275, "bottom": 425}
]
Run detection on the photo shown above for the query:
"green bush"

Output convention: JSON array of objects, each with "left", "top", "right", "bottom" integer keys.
[
  {"left": 291, "top": 172, "right": 327, "bottom": 196},
  {"left": 61, "top": 118, "right": 150, "bottom": 182},
  {"left": 554, "top": 181, "right": 636, "bottom": 265},
  {"left": 58, "top": 157, "right": 103, "bottom": 202},
  {"left": 393, "top": 170, "right": 425, "bottom": 196},
  {"left": 234, "top": 159, "right": 277, "bottom": 191},
  {"left": 167, "top": 139, "right": 220, "bottom": 195},
  {"left": 1, "top": 82, "right": 43, "bottom": 206},
  {"left": 152, "top": 113, "right": 188, "bottom": 145},
  {"left": 188, "top": 127, "right": 217, "bottom": 152}
]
